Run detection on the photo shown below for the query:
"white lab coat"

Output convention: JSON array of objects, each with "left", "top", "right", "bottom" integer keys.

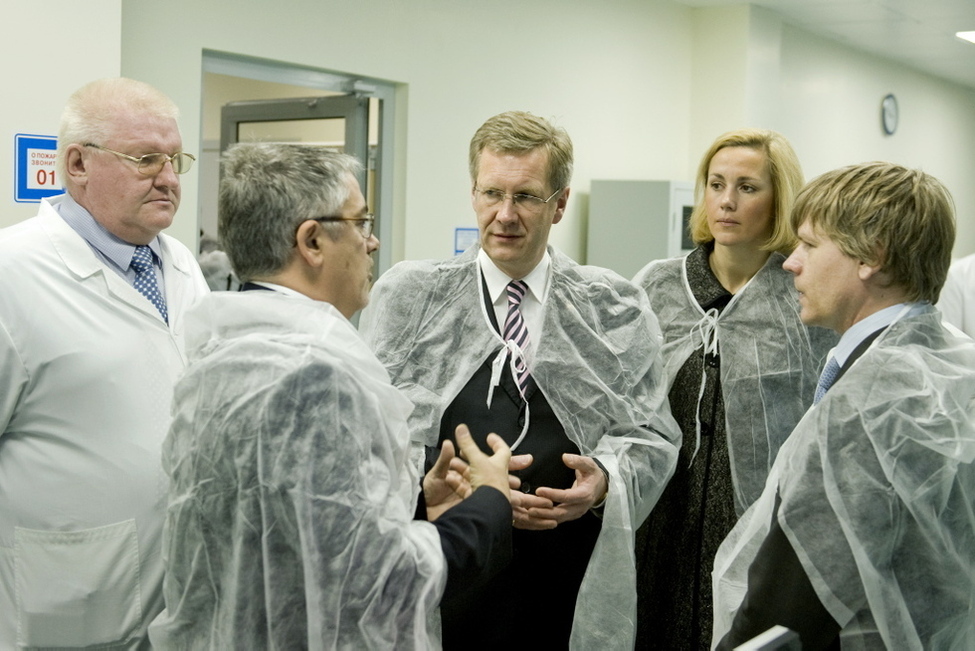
[
  {"left": 938, "top": 253, "right": 975, "bottom": 338},
  {"left": 0, "top": 197, "right": 209, "bottom": 649}
]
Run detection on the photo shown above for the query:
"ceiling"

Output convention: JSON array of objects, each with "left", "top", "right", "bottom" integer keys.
[{"left": 675, "top": 0, "right": 975, "bottom": 91}]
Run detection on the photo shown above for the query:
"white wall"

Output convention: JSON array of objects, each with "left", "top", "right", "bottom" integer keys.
[
  {"left": 0, "top": 1, "right": 122, "bottom": 228},
  {"left": 119, "top": 0, "right": 695, "bottom": 261},
  {"left": 688, "top": 5, "right": 975, "bottom": 258},
  {"left": 777, "top": 23, "right": 975, "bottom": 257},
  {"left": 6, "top": 1, "right": 972, "bottom": 262}
]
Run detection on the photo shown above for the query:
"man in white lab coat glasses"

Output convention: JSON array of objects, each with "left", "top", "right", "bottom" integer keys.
[{"left": 0, "top": 77, "right": 208, "bottom": 649}]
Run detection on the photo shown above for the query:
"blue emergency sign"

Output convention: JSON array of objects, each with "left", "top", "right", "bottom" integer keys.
[{"left": 15, "top": 134, "right": 61, "bottom": 203}]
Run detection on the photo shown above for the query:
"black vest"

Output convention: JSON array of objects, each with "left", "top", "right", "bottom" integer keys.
[{"left": 433, "top": 274, "right": 602, "bottom": 650}]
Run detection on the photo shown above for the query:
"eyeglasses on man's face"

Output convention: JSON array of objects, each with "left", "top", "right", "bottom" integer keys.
[
  {"left": 311, "top": 214, "right": 375, "bottom": 239},
  {"left": 474, "top": 187, "right": 562, "bottom": 214},
  {"left": 84, "top": 143, "right": 196, "bottom": 175}
]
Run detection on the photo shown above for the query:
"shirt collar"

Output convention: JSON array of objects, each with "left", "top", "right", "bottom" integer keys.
[
  {"left": 56, "top": 192, "right": 164, "bottom": 269},
  {"left": 832, "top": 302, "right": 927, "bottom": 367},
  {"left": 247, "top": 281, "right": 314, "bottom": 300},
  {"left": 477, "top": 247, "right": 551, "bottom": 306}
]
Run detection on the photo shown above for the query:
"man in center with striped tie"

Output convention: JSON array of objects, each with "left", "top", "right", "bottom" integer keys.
[{"left": 361, "top": 111, "right": 681, "bottom": 649}]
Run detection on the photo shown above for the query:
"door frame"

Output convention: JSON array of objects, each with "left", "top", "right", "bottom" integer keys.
[{"left": 202, "top": 49, "right": 397, "bottom": 275}]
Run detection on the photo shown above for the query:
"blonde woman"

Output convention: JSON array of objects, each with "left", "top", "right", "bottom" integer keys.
[{"left": 632, "top": 128, "right": 836, "bottom": 649}]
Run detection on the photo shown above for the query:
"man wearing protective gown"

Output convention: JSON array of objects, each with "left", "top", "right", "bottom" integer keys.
[
  {"left": 712, "top": 162, "right": 975, "bottom": 649},
  {"left": 150, "top": 144, "right": 515, "bottom": 649},
  {"left": 361, "top": 111, "right": 681, "bottom": 649}
]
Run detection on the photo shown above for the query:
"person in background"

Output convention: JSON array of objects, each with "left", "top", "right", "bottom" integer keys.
[
  {"left": 713, "top": 161, "right": 975, "bottom": 649},
  {"left": 937, "top": 251, "right": 975, "bottom": 337},
  {"left": 149, "top": 143, "right": 515, "bottom": 648},
  {"left": 361, "top": 110, "right": 680, "bottom": 649},
  {"left": 0, "top": 77, "right": 208, "bottom": 648},
  {"left": 197, "top": 229, "right": 239, "bottom": 291},
  {"left": 632, "top": 128, "right": 836, "bottom": 649}
]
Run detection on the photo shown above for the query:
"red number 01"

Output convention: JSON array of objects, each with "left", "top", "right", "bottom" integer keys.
[{"left": 36, "top": 169, "right": 55, "bottom": 186}]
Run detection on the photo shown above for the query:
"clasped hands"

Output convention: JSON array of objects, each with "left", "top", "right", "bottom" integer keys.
[{"left": 423, "top": 424, "right": 608, "bottom": 529}]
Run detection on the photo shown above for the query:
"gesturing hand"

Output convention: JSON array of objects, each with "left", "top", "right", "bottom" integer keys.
[
  {"left": 423, "top": 439, "right": 466, "bottom": 522},
  {"left": 521, "top": 454, "right": 608, "bottom": 528},
  {"left": 453, "top": 424, "right": 511, "bottom": 499}
]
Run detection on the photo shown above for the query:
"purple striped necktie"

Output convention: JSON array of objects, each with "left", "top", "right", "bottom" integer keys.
[{"left": 503, "top": 280, "right": 532, "bottom": 393}]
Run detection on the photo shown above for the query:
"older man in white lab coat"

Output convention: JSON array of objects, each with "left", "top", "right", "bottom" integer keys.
[{"left": 0, "top": 78, "right": 207, "bottom": 649}]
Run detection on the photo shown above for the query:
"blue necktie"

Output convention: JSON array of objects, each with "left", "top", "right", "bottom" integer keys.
[
  {"left": 131, "top": 245, "right": 168, "bottom": 323},
  {"left": 503, "top": 280, "right": 532, "bottom": 394},
  {"left": 814, "top": 356, "right": 841, "bottom": 404}
]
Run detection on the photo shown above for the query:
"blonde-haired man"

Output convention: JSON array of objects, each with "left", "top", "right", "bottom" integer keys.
[
  {"left": 362, "top": 111, "right": 680, "bottom": 649},
  {"left": 713, "top": 162, "right": 975, "bottom": 649}
]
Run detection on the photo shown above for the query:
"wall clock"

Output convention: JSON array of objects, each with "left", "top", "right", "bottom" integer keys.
[{"left": 881, "top": 93, "right": 898, "bottom": 135}]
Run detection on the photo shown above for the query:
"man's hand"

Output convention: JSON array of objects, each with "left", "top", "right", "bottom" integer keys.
[
  {"left": 507, "top": 453, "right": 533, "bottom": 493},
  {"left": 423, "top": 440, "right": 466, "bottom": 521},
  {"left": 454, "top": 424, "right": 511, "bottom": 498},
  {"left": 521, "top": 454, "right": 608, "bottom": 529}
]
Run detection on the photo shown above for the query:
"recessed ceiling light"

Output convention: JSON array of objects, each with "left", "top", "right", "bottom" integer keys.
[{"left": 956, "top": 31, "right": 975, "bottom": 44}]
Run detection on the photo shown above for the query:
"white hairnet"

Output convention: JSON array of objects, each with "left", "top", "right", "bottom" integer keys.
[
  {"left": 713, "top": 306, "right": 975, "bottom": 649},
  {"left": 149, "top": 292, "right": 446, "bottom": 649},
  {"left": 633, "top": 252, "right": 836, "bottom": 514},
  {"left": 360, "top": 245, "right": 680, "bottom": 648}
]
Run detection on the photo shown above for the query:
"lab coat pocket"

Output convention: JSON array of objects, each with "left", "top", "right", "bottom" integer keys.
[{"left": 14, "top": 519, "right": 143, "bottom": 648}]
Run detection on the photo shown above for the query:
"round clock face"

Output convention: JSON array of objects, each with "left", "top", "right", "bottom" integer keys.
[{"left": 882, "top": 93, "right": 898, "bottom": 135}]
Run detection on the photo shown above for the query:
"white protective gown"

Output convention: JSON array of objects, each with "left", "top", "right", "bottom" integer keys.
[
  {"left": 632, "top": 251, "right": 836, "bottom": 513},
  {"left": 712, "top": 306, "right": 975, "bottom": 649},
  {"left": 0, "top": 197, "right": 208, "bottom": 649},
  {"left": 149, "top": 292, "right": 447, "bottom": 650},
  {"left": 360, "top": 245, "right": 681, "bottom": 649}
]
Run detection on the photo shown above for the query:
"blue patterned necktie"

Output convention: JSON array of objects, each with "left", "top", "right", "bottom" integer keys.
[
  {"left": 131, "top": 245, "right": 168, "bottom": 323},
  {"left": 503, "top": 280, "right": 532, "bottom": 394},
  {"left": 814, "top": 356, "right": 841, "bottom": 404}
]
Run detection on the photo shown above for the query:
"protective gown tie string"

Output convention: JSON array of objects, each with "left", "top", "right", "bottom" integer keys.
[
  {"left": 486, "top": 280, "right": 533, "bottom": 451},
  {"left": 688, "top": 307, "right": 720, "bottom": 466}
]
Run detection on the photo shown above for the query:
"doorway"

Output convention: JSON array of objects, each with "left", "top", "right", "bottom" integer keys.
[{"left": 200, "top": 50, "right": 397, "bottom": 275}]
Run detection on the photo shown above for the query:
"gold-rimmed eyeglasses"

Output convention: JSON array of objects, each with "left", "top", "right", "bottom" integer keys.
[
  {"left": 474, "top": 187, "right": 563, "bottom": 214},
  {"left": 311, "top": 214, "right": 375, "bottom": 239},
  {"left": 84, "top": 143, "right": 196, "bottom": 175}
]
